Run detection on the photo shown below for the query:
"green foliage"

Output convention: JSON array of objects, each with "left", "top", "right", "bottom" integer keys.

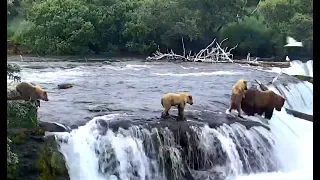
[
  {"left": 7, "top": 137, "right": 19, "bottom": 165},
  {"left": 220, "top": 16, "right": 274, "bottom": 57},
  {"left": 7, "top": 63, "right": 20, "bottom": 179},
  {"left": 260, "top": 0, "right": 313, "bottom": 57},
  {"left": 23, "top": 0, "right": 97, "bottom": 54},
  {"left": 7, "top": 0, "right": 313, "bottom": 58},
  {"left": 38, "top": 137, "right": 69, "bottom": 180},
  {"left": 8, "top": 19, "right": 33, "bottom": 44},
  {"left": 7, "top": 102, "right": 39, "bottom": 129},
  {"left": 7, "top": 120, "right": 19, "bottom": 180},
  {"left": 123, "top": 0, "right": 247, "bottom": 53},
  {"left": 7, "top": 63, "right": 21, "bottom": 82}
]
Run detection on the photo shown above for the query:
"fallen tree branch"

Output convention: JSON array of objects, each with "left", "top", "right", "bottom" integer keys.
[
  {"left": 145, "top": 39, "right": 290, "bottom": 68},
  {"left": 146, "top": 38, "right": 238, "bottom": 63}
]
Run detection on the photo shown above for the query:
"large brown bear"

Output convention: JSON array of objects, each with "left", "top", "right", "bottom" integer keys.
[
  {"left": 15, "top": 82, "right": 49, "bottom": 102},
  {"left": 161, "top": 92, "right": 193, "bottom": 120},
  {"left": 228, "top": 79, "right": 248, "bottom": 118},
  {"left": 241, "top": 89, "right": 285, "bottom": 120}
]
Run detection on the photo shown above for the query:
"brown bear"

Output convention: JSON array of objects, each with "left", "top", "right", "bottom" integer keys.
[
  {"left": 15, "top": 82, "right": 49, "bottom": 102},
  {"left": 241, "top": 89, "right": 285, "bottom": 120},
  {"left": 228, "top": 79, "right": 248, "bottom": 118},
  {"left": 161, "top": 92, "right": 193, "bottom": 120}
]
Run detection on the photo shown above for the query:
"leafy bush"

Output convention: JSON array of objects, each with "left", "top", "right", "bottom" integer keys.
[{"left": 220, "top": 16, "right": 274, "bottom": 57}]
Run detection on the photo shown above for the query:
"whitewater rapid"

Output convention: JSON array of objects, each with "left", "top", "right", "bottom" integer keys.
[{"left": 48, "top": 60, "right": 313, "bottom": 180}]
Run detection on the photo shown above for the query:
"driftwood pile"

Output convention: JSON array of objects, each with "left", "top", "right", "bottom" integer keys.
[
  {"left": 146, "top": 38, "right": 290, "bottom": 68},
  {"left": 146, "top": 38, "right": 236, "bottom": 63}
]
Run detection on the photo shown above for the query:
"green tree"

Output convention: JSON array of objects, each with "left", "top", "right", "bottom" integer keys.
[
  {"left": 220, "top": 15, "right": 274, "bottom": 57},
  {"left": 24, "top": 0, "right": 100, "bottom": 54},
  {"left": 260, "top": 0, "right": 313, "bottom": 57}
]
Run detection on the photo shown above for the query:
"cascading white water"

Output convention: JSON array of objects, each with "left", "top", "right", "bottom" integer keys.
[
  {"left": 235, "top": 60, "right": 313, "bottom": 180},
  {"left": 55, "top": 60, "right": 312, "bottom": 180},
  {"left": 56, "top": 117, "right": 279, "bottom": 180}
]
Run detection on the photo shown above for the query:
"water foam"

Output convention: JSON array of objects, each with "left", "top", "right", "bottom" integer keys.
[
  {"left": 56, "top": 114, "right": 164, "bottom": 180},
  {"left": 153, "top": 71, "right": 246, "bottom": 77},
  {"left": 269, "top": 60, "right": 313, "bottom": 77}
]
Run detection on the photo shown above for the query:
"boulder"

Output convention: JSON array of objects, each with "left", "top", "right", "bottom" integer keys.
[{"left": 57, "top": 83, "right": 73, "bottom": 89}]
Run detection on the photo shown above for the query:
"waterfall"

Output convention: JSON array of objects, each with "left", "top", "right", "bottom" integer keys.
[
  {"left": 55, "top": 60, "right": 313, "bottom": 180},
  {"left": 55, "top": 119, "right": 279, "bottom": 180},
  {"left": 235, "top": 60, "right": 313, "bottom": 179}
]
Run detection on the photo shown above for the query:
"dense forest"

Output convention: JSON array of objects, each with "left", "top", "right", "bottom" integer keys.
[{"left": 7, "top": 0, "right": 313, "bottom": 58}]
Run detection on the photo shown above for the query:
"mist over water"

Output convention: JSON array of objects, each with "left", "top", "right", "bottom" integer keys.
[{"left": 8, "top": 58, "right": 312, "bottom": 180}]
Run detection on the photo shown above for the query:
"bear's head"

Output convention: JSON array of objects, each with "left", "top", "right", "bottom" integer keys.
[
  {"left": 186, "top": 94, "right": 193, "bottom": 105},
  {"left": 273, "top": 92, "right": 285, "bottom": 111},
  {"left": 238, "top": 79, "right": 248, "bottom": 90},
  {"left": 34, "top": 86, "right": 49, "bottom": 101}
]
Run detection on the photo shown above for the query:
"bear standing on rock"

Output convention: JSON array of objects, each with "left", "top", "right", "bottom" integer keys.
[
  {"left": 161, "top": 92, "right": 193, "bottom": 120},
  {"left": 9, "top": 82, "right": 49, "bottom": 107},
  {"left": 228, "top": 79, "right": 248, "bottom": 118},
  {"left": 241, "top": 89, "right": 285, "bottom": 120}
]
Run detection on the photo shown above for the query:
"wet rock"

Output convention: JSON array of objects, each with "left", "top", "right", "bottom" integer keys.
[
  {"left": 57, "top": 83, "right": 73, "bottom": 89},
  {"left": 38, "top": 136, "right": 69, "bottom": 180},
  {"left": 7, "top": 101, "right": 69, "bottom": 180},
  {"left": 102, "top": 60, "right": 112, "bottom": 64},
  {"left": 286, "top": 108, "right": 313, "bottom": 122},
  {"left": 92, "top": 112, "right": 271, "bottom": 178},
  {"left": 39, "top": 121, "right": 71, "bottom": 132}
]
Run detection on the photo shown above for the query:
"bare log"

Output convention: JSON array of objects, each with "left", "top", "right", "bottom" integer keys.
[
  {"left": 293, "top": 75, "right": 313, "bottom": 84},
  {"left": 233, "top": 60, "right": 290, "bottom": 68},
  {"left": 285, "top": 108, "right": 313, "bottom": 122}
]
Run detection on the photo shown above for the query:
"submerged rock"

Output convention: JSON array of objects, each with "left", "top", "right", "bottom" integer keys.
[{"left": 57, "top": 83, "right": 73, "bottom": 89}]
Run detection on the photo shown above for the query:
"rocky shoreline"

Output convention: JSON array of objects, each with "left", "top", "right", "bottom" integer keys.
[{"left": 7, "top": 101, "right": 69, "bottom": 180}]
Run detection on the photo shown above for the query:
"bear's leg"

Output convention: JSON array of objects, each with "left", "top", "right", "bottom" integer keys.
[
  {"left": 161, "top": 106, "right": 171, "bottom": 117},
  {"left": 264, "top": 109, "right": 274, "bottom": 120},
  {"left": 177, "top": 104, "right": 186, "bottom": 121},
  {"left": 236, "top": 104, "right": 244, "bottom": 119},
  {"left": 228, "top": 103, "right": 235, "bottom": 113}
]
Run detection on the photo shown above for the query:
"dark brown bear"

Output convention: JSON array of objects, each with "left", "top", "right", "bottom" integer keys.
[{"left": 241, "top": 89, "right": 285, "bottom": 120}]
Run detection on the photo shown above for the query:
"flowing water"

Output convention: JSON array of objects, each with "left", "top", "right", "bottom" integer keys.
[{"left": 7, "top": 57, "right": 313, "bottom": 180}]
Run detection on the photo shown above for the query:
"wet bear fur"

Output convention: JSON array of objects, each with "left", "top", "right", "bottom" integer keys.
[
  {"left": 16, "top": 82, "right": 49, "bottom": 102},
  {"left": 241, "top": 89, "right": 285, "bottom": 120},
  {"left": 228, "top": 79, "right": 248, "bottom": 118},
  {"left": 161, "top": 92, "right": 193, "bottom": 120}
]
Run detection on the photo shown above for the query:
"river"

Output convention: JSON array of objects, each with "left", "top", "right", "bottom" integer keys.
[{"left": 7, "top": 57, "right": 313, "bottom": 180}]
